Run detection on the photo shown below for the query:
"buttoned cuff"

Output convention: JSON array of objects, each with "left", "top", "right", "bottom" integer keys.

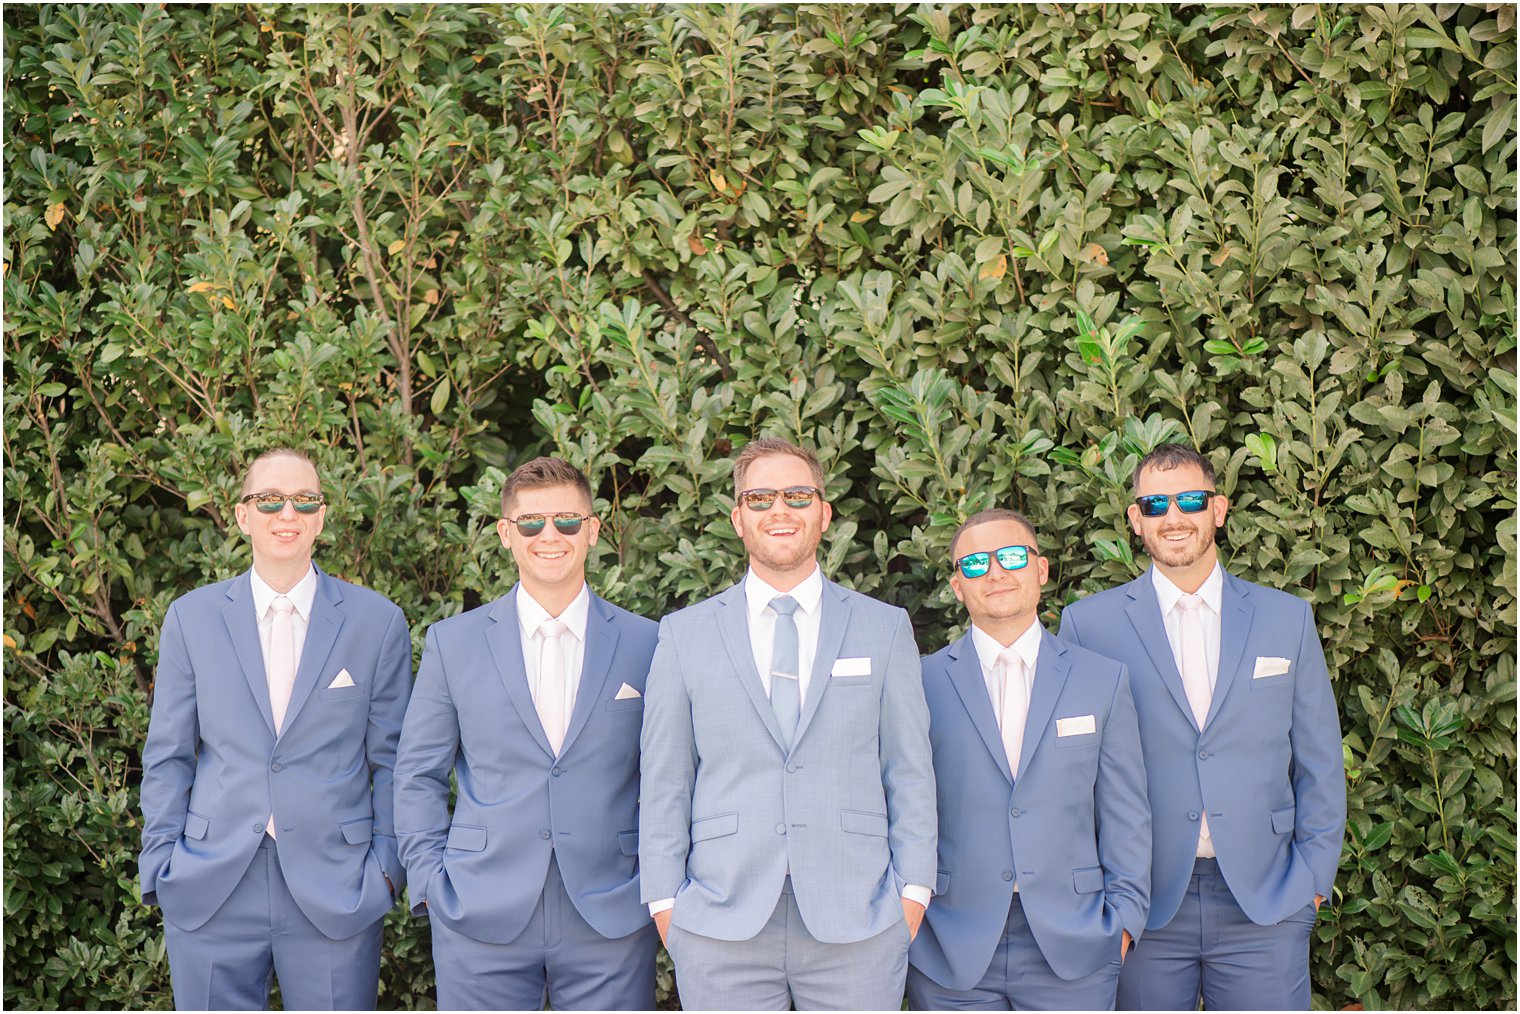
[
  {"left": 648, "top": 897, "right": 675, "bottom": 917},
  {"left": 902, "top": 884, "right": 932, "bottom": 908}
]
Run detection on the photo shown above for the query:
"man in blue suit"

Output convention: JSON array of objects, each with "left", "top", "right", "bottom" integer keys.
[
  {"left": 139, "top": 448, "right": 411, "bottom": 1010},
  {"left": 640, "top": 437, "right": 938, "bottom": 1010},
  {"left": 1059, "top": 443, "right": 1346, "bottom": 1010},
  {"left": 395, "top": 456, "right": 659, "bottom": 1010},
  {"left": 908, "top": 508, "right": 1150, "bottom": 1010}
]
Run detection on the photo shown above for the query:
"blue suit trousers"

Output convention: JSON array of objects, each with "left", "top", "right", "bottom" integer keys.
[
  {"left": 1117, "top": 859, "right": 1315, "bottom": 1010},
  {"left": 162, "top": 837, "right": 383, "bottom": 1010}
]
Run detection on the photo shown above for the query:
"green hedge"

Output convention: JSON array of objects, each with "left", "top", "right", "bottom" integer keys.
[{"left": 4, "top": 3, "right": 1515, "bottom": 1009}]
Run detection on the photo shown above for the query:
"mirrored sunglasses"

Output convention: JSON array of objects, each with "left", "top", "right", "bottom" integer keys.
[
  {"left": 1133, "top": 490, "right": 1215, "bottom": 518},
  {"left": 240, "top": 492, "right": 325, "bottom": 515},
  {"left": 507, "top": 512, "right": 592, "bottom": 537},
  {"left": 739, "top": 486, "right": 823, "bottom": 512},
  {"left": 955, "top": 545, "right": 1035, "bottom": 579}
]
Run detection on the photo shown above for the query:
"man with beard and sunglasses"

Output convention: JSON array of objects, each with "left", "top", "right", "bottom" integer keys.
[
  {"left": 1059, "top": 444, "right": 1345, "bottom": 1010},
  {"left": 639, "top": 437, "right": 937, "bottom": 1010},
  {"left": 394, "top": 457, "right": 660, "bottom": 1010},
  {"left": 907, "top": 508, "right": 1149, "bottom": 1011}
]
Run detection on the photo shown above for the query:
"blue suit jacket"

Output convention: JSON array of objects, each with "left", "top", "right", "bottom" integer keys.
[
  {"left": 138, "top": 567, "right": 412, "bottom": 939},
  {"left": 394, "top": 586, "right": 657, "bottom": 944},
  {"left": 1059, "top": 568, "right": 1346, "bottom": 928},
  {"left": 639, "top": 577, "right": 937, "bottom": 944},
  {"left": 909, "top": 627, "right": 1150, "bottom": 986}
]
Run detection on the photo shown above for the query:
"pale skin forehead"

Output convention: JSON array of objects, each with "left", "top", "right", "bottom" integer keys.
[{"left": 241, "top": 454, "right": 320, "bottom": 496}]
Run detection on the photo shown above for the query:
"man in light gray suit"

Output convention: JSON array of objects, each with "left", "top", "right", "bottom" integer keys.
[{"left": 640, "top": 437, "right": 938, "bottom": 1010}]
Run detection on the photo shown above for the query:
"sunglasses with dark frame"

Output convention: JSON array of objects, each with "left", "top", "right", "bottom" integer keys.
[
  {"left": 1133, "top": 490, "right": 1217, "bottom": 518},
  {"left": 954, "top": 544, "right": 1038, "bottom": 579},
  {"left": 738, "top": 486, "right": 824, "bottom": 512},
  {"left": 240, "top": 492, "right": 326, "bottom": 515},
  {"left": 505, "top": 512, "right": 594, "bottom": 537}
]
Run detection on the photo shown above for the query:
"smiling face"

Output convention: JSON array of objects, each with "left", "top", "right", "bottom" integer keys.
[
  {"left": 1127, "top": 461, "right": 1228, "bottom": 576},
  {"left": 235, "top": 453, "right": 325, "bottom": 579},
  {"left": 730, "top": 452, "right": 832, "bottom": 589},
  {"left": 497, "top": 483, "right": 600, "bottom": 601},
  {"left": 950, "top": 518, "right": 1049, "bottom": 641}
]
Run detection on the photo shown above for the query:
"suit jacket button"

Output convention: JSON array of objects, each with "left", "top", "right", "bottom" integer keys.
[
  {"left": 253, "top": 824, "right": 263, "bottom": 834},
  {"left": 270, "top": 762, "right": 282, "bottom": 772},
  {"left": 1010, "top": 807, "right": 1020, "bottom": 818},
  {"left": 1001, "top": 870, "right": 1013, "bottom": 882},
  {"left": 1189, "top": 811, "right": 1200, "bottom": 821},
  {"left": 1198, "top": 750, "right": 1208, "bottom": 759},
  {"left": 775, "top": 824, "right": 786, "bottom": 835},
  {"left": 786, "top": 763, "right": 797, "bottom": 773},
  {"left": 551, "top": 766, "right": 562, "bottom": 776},
  {"left": 539, "top": 828, "right": 551, "bottom": 840}
]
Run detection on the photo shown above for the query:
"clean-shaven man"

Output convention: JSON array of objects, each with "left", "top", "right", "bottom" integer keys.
[
  {"left": 395, "top": 457, "right": 659, "bottom": 1010},
  {"left": 640, "top": 437, "right": 937, "bottom": 1010},
  {"left": 139, "top": 448, "right": 411, "bottom": 1009},
  {"left": 1060, "top": 443, "right": 1346, "bottom": 1010},
  {"left": 909, "top": 508, "right": 1150, "bottom": 1010}
]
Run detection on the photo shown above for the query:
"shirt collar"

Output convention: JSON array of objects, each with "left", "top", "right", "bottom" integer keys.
[
  {"left": 1152, "top": 562, "right": 1224, "bottom": 616},
  {"left": 970, "top": 619, "right": 1042, "bottom": 674},
  {"left": 516, "top": 583, "right": 590, "bottom": 642},
  {"left": 744, "top": 565, "right": 824, "bottom": 619},
  {"left": 250, "top": 565, "right": 318, "bottom": 622}
]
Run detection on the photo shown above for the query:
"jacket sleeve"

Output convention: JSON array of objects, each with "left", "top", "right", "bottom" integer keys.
[
  {"left": 1288, "top": 601, "right": 1347, "bottom": 900},
  {"left": 638, "top": 616, "right": 697, "bottom": 903},
  {"left": 879, "top": 609, "right": 937, "bottom": 890},
  {"left": 1095, "top": 663, "right": 1151, "bottom": 942},
  {"left": 138, "top": 602, "right": 198, "bottom": 906},
  {"left": 366, "top": 604, "right": 413, "bottom": 897},
  {"left": 393, "top": 626, "right": 457, "bottom": 914}
]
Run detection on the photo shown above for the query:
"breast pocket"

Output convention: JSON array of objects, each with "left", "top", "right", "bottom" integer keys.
[
  {"left": 1250, "top": 671, "right": 1293, "bottom": 691},
  {"left": 319, "top": 680, "right": 367, "bottom": 702}
]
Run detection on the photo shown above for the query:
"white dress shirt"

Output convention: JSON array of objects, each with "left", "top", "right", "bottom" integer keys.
[
  {"left": 516, "top": 583, "right": 591, "bottom": 720},
  {"left": 970, "top": 619, "right": 1042, "bottom": 889},
  {"left": 250, "top": 565, "right": 317, "bottom": 839},
  {"left": 1153, "top": 563, "right": 1224, "bottom": 857},
  {"left": 650, "top": 565, "right": 931, "bottom": 916}
]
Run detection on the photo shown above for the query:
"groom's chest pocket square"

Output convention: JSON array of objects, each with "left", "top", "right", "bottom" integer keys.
[
  {"left": 1251, "top": 655, "right": 1293, "bottom": 689},
  {"left": 319, "top": 667, "right": 364, "bottom": 699},
  {"left": 605, "top": 681, "right": 645, "bottom": 711}
]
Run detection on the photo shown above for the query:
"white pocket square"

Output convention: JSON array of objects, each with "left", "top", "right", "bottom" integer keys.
[
  {"left": 1253, "top": 656, "right": 1292, "bottom": 678},
  {"left": 614, "top": 682, "right": 642, "bottom": 700},
  {"left": 328, "top": 669, "right": 356, "bottom": 689},
  {"left": 1056, "top": 715, "right": 1097, "bottom": 736},
  {"left": 831, "top": 657, "right": 872, "bottom": 677}
]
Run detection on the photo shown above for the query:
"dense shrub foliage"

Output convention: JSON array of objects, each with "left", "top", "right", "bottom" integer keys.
[{"left": 4, "top": 3, "right": 1515, "bottom": 1009}]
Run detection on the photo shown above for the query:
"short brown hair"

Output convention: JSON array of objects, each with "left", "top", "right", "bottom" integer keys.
[
  {"left": 240, "top": 448, "right": 320, "bottom": 497},
  {"left": 500, "top": 456, "right": 593, "bottom": 515},
  {"left": 949, "top": 507, "right": 1039, "bottom": 559},
  {"left": 1133, "top": 443, "right": 1215, "bottom": 494},
  {"left": 732, "top": 437, "right": 826, "bottom": 493}
]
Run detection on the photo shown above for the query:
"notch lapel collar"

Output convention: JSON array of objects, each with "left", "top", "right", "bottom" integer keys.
[
  {"left": 223, "top": 572, "right": 276, "bottom": 736},
  {"left": 1123, "top": 570, "right": 1197, "bottom": 727},
  {"left": 945, "top": 633, "right": 1013, "bottom": 784},
  {"left": 793, "top": 579, "right": 850, "bottom": 748},
  {"left": 486, "top": 586, "right": 556, "bottom": 758},
  {"left": 1016, "top": 629, "right": 1070, "bottom": 783},
  {"left": 559, "top": 592, "right": 619, "bottom": 755},
  {"left": 1205, "top": 571, "right": 1253, "bottom": 727},
  {"left": 278, "top": 567, "right": 343, "bottom": 738},
  {"left": 715, "top": 583, "right": 788, "bottom": 754}
]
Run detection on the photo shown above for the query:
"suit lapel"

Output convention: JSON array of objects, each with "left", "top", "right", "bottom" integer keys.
[
  {"left": 945, "top": 633, "right": 1013, "bottom": 784},
  {"left": 1206, "top": 572, "right": 1253, "bottom": 727},
  {"left": 715, "top": 583, "right": 788, "bottom": 754},
  {"left": 278, "top": 567, "right": 343, "bottom": 738},
  {"left": 486, "top": 587, "right": 556, "bottom": 758},
  {"left": 793, "top": 579, "right": 850, "bottom": 749},
  {"left": 222, "top": 572, "right": 276, "bottom": 735},
  {"left": 560, "top": 592, "right": 619, "bottom": 756},
  {"left": 1016, "top": 629, "right": 1070, "bottom": 783},
  {"left": 1123, "top": 570, "right": 1197, "bottom": 727}
]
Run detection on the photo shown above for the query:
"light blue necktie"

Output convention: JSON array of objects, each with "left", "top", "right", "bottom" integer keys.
[{"left": 770, "top": 595, "right": 801, "bottom": 749}]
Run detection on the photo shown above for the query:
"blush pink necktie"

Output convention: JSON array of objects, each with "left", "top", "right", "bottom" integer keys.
[
  {"left": 1175, "top": 594, "right": 1215, "bottom": 856},
  {"left": 268, "top": 596, "right": 297, "bottom": 734},
  {"left": 537, "top": 618, "right": 569, "bottom": 755}
]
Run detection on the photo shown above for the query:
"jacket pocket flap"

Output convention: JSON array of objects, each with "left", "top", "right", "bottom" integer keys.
[
  {"left": 618, "top": 830, "right": 639, "bottom": 856},
  {"left": 840, "top": 809, "right": 889, "bottom": 837},
  {"left": 183, "top": 812, "right": 209, "bottom": 841},
  {"left": 340, "top": 817, "right": 373, "bottom": 845},
  {"left": 936, "top": 870, "right": 951, "bottom": 896},
  {"left": 445, "top": 823, "right": 487, "bottom": 852},
  {"left": 1270, "top": 805, "right": 1296, "bottom": 835},
  {"left": 1072, "top": 865, "right": 1106, "bottom": 894},
  {"left": 690, "top": 811, "right": 739, "bottom": 843}
]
